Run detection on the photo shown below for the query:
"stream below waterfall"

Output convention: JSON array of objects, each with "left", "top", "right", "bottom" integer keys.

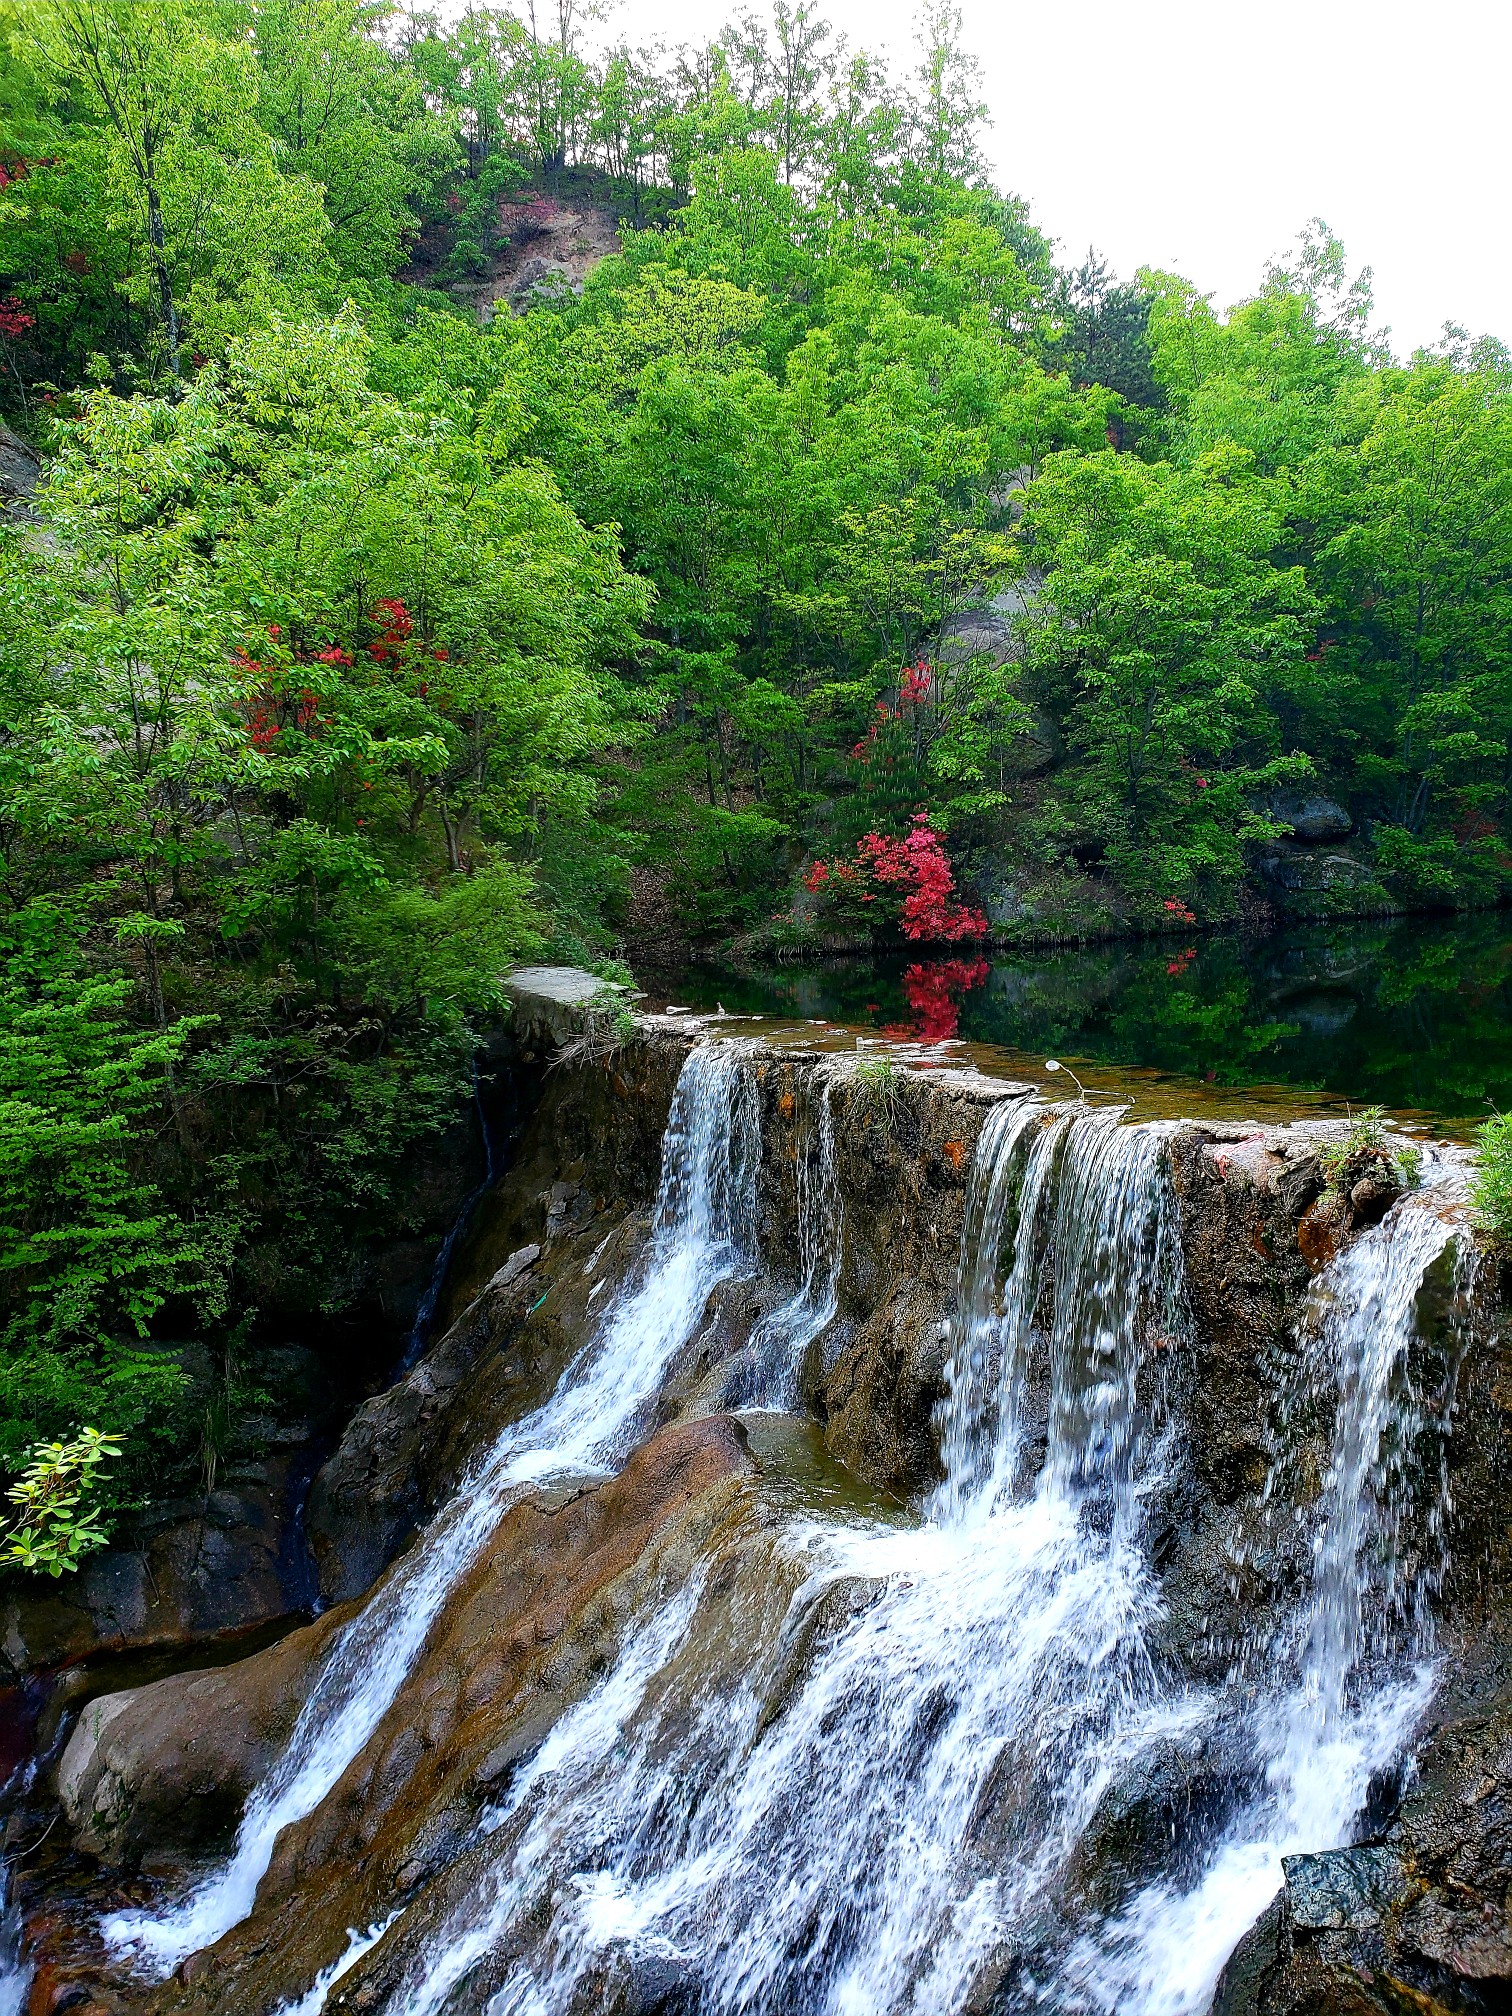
[{"left": 73, "top": 1038, "right": 1477, "bottom": 2014}]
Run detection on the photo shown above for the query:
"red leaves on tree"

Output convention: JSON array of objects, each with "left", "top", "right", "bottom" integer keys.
[
  {"left": 367, "top": 597, "right": 415, "bottom": 663},
  {"left": 233, "top": 627, "right": 331, "bottom": 750},
  {"left": 851, "top": 657, "right": 932, "bottom": 764},
  {"left": 233, "top": 600, "right": 440, "bottom": 753},
  {"left": 899, "top": 660, "right": 932, "bottom": 706},
  {"left": 803, "top": 813, "right": 986, "bottom": 943},
  {"left": 0, "top": 297, "right": 35, "bottom": 338}
]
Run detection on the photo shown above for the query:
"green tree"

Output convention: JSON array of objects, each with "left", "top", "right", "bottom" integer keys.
[
  {"left": 1020, "top": 446, "right": 1312, "bottom": 913},
  {"left": 1308, "top": 355, "right": 1512, "bottom": 867},
  {"left": 249, "top": 0, "right": 458, "bottom": 283},
  {"left": 16, "top": 0, "right": 331, "bottom": 375}
]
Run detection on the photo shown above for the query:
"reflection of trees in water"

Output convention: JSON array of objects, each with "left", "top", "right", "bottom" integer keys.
[
  {"left": 696, "top": 914, "right": 1512, "bottom": 1116},
  {"left": 882, "top": 958, "right": 990, "bottom": 1043}
]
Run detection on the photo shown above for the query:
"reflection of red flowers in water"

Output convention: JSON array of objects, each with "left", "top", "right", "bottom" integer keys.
[{"left": 883, "top": 957, "right": 990, "bottom": 1044}]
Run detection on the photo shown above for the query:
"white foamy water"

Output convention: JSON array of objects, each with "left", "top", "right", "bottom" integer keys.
[
  {"left": 373, "top": 1110, "right": 1467, "bottom": 2016},
  {"left": 380, "top": 1106, "right": 1208, "bottom": 2014},
  {"left": 1058, "top": 1197, "right": 1465, "bottom": 2016},
  {"left": 0, "top": 1862, "right": 28, "bottom": 2016},
  {"left": 102, "top": 1041, "right": 762, "bottom": 1979}
]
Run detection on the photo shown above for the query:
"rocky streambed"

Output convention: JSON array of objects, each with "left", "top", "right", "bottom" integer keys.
[{"left": 3, "top": 969, "right": 1510, "bottom": 2016}]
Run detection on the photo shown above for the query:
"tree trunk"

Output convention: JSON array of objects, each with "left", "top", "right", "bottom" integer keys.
[{"left": 146, "top": 177, "right": 179, "bottom": 378}]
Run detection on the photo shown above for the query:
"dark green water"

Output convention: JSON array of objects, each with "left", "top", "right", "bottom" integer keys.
[{"left": 658, "top": 913, "right": 1512, "bottom": 1125}]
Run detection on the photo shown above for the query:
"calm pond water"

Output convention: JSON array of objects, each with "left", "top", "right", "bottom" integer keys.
[{"left": 658, "top": 912, "right": 1512, "bottom": 1127}]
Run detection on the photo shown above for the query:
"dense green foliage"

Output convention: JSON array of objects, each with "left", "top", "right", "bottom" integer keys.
[
  {"left": 0, "top": 0, "right": 1507, "bottom": 1518},
  {"left": 1474, "top": 1112, "right": 1512, "bottom": 1247},
  {"left": 2, "top": 1424, "right": 120, "bottom": 1573}
]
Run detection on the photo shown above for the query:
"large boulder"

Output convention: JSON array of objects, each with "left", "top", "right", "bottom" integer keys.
[
  {"left": 0, "top": 419, "right": 39, "bottom": 511},
  {"left": 1260, "top": 792, "right": 1354, "bottom": 844},
  {"left": 56, "top": 1606, "right": 349, "bottom": 1864},
  {"left": 2, "top": 1469, "right": 313, "bottom": 1681}
]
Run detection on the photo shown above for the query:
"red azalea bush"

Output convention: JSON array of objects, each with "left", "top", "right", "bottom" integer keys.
[
  {"left": 232, "top": 598, "right": 452, "bottom": 752},
  {"left": 801, "top": 813, "right": 986, "bottom": 944},
  {"left": 233, "top": 625, "right": 328, "bottom": 753}
]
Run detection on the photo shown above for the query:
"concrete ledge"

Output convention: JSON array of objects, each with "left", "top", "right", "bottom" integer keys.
[{"left": 504, "top": 965, "right": 631, "bottom": 1047}]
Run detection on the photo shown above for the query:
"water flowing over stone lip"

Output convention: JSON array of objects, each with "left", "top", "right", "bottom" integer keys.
[
  {"left": 15, "top": 973, "right": 1493, "bottom": 2016},
  {"left": 511, "top": 962, "right": 1480, "bottom": 1138}
]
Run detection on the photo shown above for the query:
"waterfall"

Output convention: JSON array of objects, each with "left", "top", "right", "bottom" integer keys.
[
  {"left": 934, "top": 1100, "right": 1182, "bottom": 1527},
  {"left": 94, "top": 1074, "right": 1469, "bottom": 2016},
  {"left": 101, "top": 1041, "right": 761, "bottom": 1980},
  {"left": 365, "top": 1109, "right": 1466, "bottom": 2016},
  {"left": 742, "top": 1063, "right": 841, "bottom": 1409},
  {"left": 0, "top": 1863, "right": 27, "bottom": 2016},
  {"left": 378, "top": 1104, "right": 1195, "bottom": 2016},
  {"left": 1055, "top": 1198, "right": 1467, "bottom": 2016}
]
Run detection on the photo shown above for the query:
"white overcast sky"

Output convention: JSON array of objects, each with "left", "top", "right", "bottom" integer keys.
[{"left": 589, "top": 0, "right": 1509, "bottom": 356}]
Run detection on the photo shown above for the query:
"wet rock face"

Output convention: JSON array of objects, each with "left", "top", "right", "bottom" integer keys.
[
  {"left": 1166, "top": 1124, "right": 1322, "bottom": 1513},
  {"left": 797, "top": 1067, "right": 1009, "bottom": 1497},
  {"left": 55, "top": 1609, "right": 350, "bottom": 1865},
  {"left": 306, "top": 1035, "right": 687, "bottom": 1604},
  {"left": 10, "top": 983, "right": 1504, "bottom": 2016},
  {"left": 138, "top": 1416, "right": 755, "bottom": 2016}
]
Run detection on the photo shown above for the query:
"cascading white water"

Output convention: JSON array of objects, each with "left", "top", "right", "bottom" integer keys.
[
  {"left": 102, "top": 1041, "right": 761, "bottom": 1979},
  {"left": 0, "top": 1862, "right": 28, "bottom": 2016},
  {"left": 742, "top": 1064, "right": 841, "bottom": 1409},
  {"left": 1059, "top": 1197, "right": 1466, "bottom": 2016},
  {"left": 274, "top": 1914, "right": 401, "bottom": 2016},
  {"left": 377, "top": 1103, "right": 1200, "bottom": 2016}
]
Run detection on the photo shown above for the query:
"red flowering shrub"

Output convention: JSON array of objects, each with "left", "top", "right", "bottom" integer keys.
[
  {"left": 0, "top": 297, "right": 35, "bottom": 338},
  {"left": 233, "top": 626, "right": 332, "bottom": 751},
  {"left": 1162, "top": 897, "right": 1197, "bottom": 926},
  {"left": 801, "top": 813, "right": 986, "bottom": 944}
]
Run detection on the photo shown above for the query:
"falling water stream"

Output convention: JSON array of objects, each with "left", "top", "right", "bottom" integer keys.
[
  {"left": 104, "top": 1042, "right": 762, "bottom": 1978},
  {"left": 367, "top": 1099, "right": 1466, "bottom": 2016},
  {"left": 0, "top": 1863, "right": 26, "bottom": 2016},
  {"left": 741, "top": 1064, "right": 841, "bottom": 1409},
  {"left": 98, "top": 1052, "right": 1469, "bottom": 2014}
]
